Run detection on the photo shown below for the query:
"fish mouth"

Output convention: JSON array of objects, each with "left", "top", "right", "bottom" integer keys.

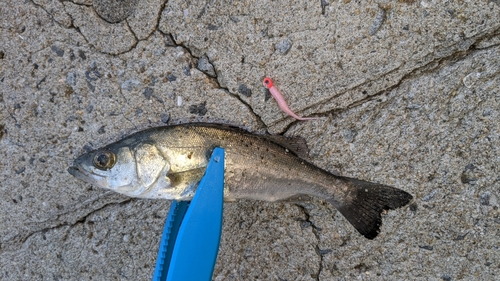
[
  {"left": 68, "top": 165, "right": 93, "bottom": 181},
  {"left": 68, "top": 166, "right": 83, "bottom": 178},
  {"left": 68, "top": 165, "right": 106, "bottom": 187}
]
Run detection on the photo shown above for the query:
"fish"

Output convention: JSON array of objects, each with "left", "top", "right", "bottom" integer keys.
[
  {"left": 263, "top": 77, "right": 319, "bottom": 121},
  {"left": 68, "top": 123, "right": 413, "bottom": 239}
]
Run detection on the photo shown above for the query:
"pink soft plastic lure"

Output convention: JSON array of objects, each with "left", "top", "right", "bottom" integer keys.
[{"left": 263, "top": 77, "right": 319, "bottom": 121}]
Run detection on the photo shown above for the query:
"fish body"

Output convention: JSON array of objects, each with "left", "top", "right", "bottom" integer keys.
[{"left": 69, "top": 123, "right": 412, "bottom": 239}]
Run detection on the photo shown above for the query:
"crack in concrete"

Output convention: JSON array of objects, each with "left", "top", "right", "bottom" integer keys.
[
  {"left": 320, "top": 0, "right": 329, "bottom": 16},
  {"left": 32, "top": 0, "right": 159, "bottom": 56},
  {"left": 82, "top": 0, "right": 168, "bottom": 56},
  {"left": 28, "top": 0, "right": 269, "bottom": 131},
  {"left": 26, "top": 0, "right": 269, "bottom": 136},
  {"left": 153, "top": 0, "right": 170, "bottom": 36},
  {"left": 9, "top": 198, "right": 133, "bottom": 251},
  {"left": 28, "top": 0, "right": 89, "bottom": 46},
  {"left": 296, "top": 204, "right": 323, "bottom": 281},
  {"left": 125, "top": 19, "right": 139, "bottom": 42},
  {"left": 118, "top": 87, "right": 139, "bottom": 130},
  {"left": 67, "top": 0, "right": 92, "bottom": 7},
  {"left": 342, "top": 37, "right": 500, "bottom": 114},
  {"left": 29, "top": 0, "right": 68, "bottom": 28},
  {"left": 26, "top": 0, "right": 500, "bottom": 137},
  {"left": 163, "top": 32, "right": 270, "bottom": 132},
  {"left": 282, "top": 28, "right": 500, "bottom": 137}
]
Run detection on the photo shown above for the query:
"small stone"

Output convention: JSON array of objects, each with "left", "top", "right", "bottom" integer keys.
[
  {"left": 318, "top": 249, "right": 332, "bottom": 255},
  {"left": 238, "top": 84, "right": 252, "bottom": 97},
  {"left": 480, "top": 192, "right": 490, "bottom": 206},
  {"left": 409, "top": 203, "right": 418, "bottom": 212},
  {"left": 97, "top": 126, "right": 105, "bottom": 134},
  {"left": 464, "top": 163, "right": 476, "bottom": 171},
  {"left": 189, "top": 101, "right": 207, "bottom": 116},
  {"left": 197, "top": 56, "right": 216, "bottom": 77},
  {"left": 207, "top": 24, "right": 218, "bottom": 30},
  {"left": 166, "top": 74, "right": 177, "bottom": 82},
  {"left": 143, "top": 87, "right": 153, "bottom": 99},
  {"left": 343, "top": 129, "right": 357, "bottom": 143},
  {"left": 422, "top": 189, "right": 438, "bottom": 202},
  {"left": 482, "top": 108, "right": 492, "bottom": 116},
  {"left": 300, "top": 221, "right": 311, "bottom": 228},
  {"left": 163, "top": 34, "right": 176, "bottom": 47},
  {"left": 264, "top": 89, "right": 272, "bottom": 101},
  {"left": 275, "top": 39, "right": 292, "bottom": 55},
  {"left": 66, "top": 72, "right": 77, "bottom": 86},
  {"left": 121, "top": 80, "right": 141, "bottom": 91},
  {"left": 441, "top": 275, "right": 452, "bottom": 281},
  {"left": 369, "top": 8, "right": 386, "bottom": 35},
  {"left": 160, "top": 113, "right": 170, "bottom": 123},
  {"left": 460, "top": 172, "right": 476, "bottom": 184},
  {"left": 86, "top": 80, "right": 95, "bottom": 92},
  {"left": 92, "top": 0, "right": 138, "bottom": 23},
  {"left": 85, "top": 70, "right": 101, "bottom": 81},
  {"left": 78, "top": 50, "right": 86, "bottom": 60},
  {"left": 15, "top": 167, "right": 25, "bottom": 174},
  {"left": 142, "top": 87, "right": 163, "bottom": 103},
  {"left": 51, "top": 45, "right": 64, "bottom": 57},
  {"left": 183, "top": 65, "right": 191, "bottom": 76}
]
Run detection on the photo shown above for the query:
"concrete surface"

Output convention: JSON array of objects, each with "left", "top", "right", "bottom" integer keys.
[{"left": 1, "top": 0, "right": 499, "bottom": 280}]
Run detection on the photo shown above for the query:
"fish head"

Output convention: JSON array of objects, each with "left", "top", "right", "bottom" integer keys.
[{"left": 68, "top": 140, "right": 176, "bottom": 198}]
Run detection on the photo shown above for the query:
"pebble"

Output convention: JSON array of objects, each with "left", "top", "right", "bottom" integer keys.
[
  {"left": 197, "top": 56, "right": 216, "bottom": 77},
  {"left": 275, "top": 39, "right": 292, "bottom": 55},
  {"left": 93, "top": 0, "right": 138, "bottom": 23}
]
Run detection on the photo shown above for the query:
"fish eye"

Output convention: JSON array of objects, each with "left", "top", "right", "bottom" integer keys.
[{"left": 93, "top": 150, "right": 116, "bottom": 170}]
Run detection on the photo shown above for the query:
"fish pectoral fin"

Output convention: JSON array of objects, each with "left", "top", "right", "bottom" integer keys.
[{"left": 167, "top": 167, "right": 207, "bottom": 188}]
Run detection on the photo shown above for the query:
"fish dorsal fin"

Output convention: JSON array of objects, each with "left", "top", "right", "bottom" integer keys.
[{"left": 266, "top": 135, "right": 310, "bottom": 160}]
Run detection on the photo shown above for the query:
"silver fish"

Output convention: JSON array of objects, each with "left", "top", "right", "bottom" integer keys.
[{"left": 68, "top": 123, "right": 412, "bottom": 239}]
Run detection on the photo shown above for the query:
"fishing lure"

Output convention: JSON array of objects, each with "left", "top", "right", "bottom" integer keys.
[{"left": 263, "top": 77, "right": 319, "bottom": 121}]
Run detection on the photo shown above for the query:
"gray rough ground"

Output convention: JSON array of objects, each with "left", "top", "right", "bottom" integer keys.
[{"left": 1, "top": 0, "right": 499, "bottom": 280}]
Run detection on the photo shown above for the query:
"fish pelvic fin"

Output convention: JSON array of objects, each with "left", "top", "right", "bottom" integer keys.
[{"left": 328, "top": 177, "right": 413, "bottom": 240}]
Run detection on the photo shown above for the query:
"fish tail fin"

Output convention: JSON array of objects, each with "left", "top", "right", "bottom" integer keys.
[{"left": 327, "top": 177, "right": 413, "bottom": 239}]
